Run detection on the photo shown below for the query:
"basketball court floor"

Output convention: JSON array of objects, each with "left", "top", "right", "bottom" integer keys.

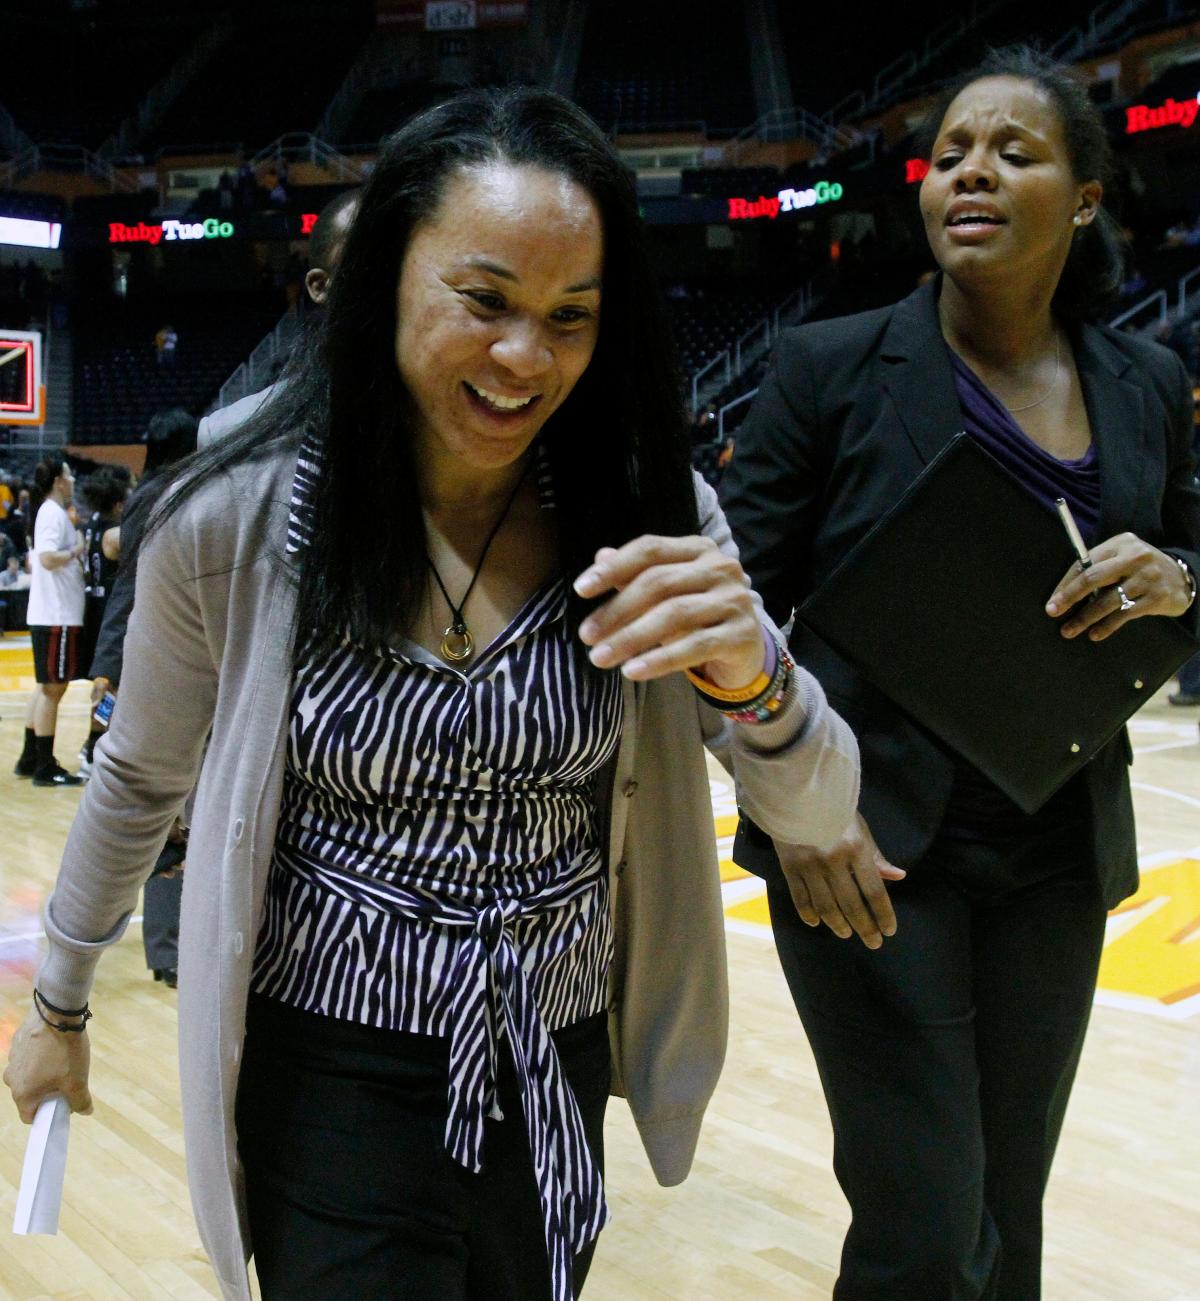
[{"left": 1, "top": 631, "right": 1197, "bottom": 1298}]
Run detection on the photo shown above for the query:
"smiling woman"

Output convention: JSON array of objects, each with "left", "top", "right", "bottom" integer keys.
[{"left": 2, "top": 86, "right": 862, "bottom": 1301}]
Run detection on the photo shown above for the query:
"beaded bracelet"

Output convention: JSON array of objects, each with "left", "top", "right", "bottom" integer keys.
[
  {"left": 724, "top": 644, "right": 795, "bottom": 725},
  {"left": 33, "top": 988, "right": 92, "bottom": 1034},
  {"left": 689, "top": 629, "right": 793, "bottom": 723}
]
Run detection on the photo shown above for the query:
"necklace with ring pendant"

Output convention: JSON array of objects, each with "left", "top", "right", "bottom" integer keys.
[{"left": 426, "top": 460, "right": 530, "bottom": 666}]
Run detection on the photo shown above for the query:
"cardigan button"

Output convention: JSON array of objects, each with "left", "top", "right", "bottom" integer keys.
[
  {"left": 232, "top": 932, "right": 244, "bottom": 956},
  {"left": 621, "top": 780, "right": 638, "bottom": 798},
  {"left": 615, "top": 860, "right": 627, "bottom": 877},
  {"left": 233, "top": 818, "right": 245, "bottom": 843}
]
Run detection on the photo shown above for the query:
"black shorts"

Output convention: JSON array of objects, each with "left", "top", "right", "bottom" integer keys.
[{"left": 30, "top": 625, "right": 83, "bottom": 685}]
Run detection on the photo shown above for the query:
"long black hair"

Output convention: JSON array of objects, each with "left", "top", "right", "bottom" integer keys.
[
  {"left": 149, "top": 86, "right": 697, "bottom": 662},
  {"left": 917, "top": 45, "right": 1124, "bottom": 321}
]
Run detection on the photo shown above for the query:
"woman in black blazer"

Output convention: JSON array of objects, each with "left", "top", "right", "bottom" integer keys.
[{"left": 721, "top": 48, "right": 1200, "bottom": 1301}]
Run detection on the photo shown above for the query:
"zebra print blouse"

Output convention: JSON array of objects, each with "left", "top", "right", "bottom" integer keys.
[{"left": 250, "top": 438, "right": 623, "bottom": 1299}]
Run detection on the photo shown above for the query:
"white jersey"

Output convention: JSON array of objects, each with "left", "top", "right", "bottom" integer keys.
[{"left": 27, "top": 498, "right": 84, "bottom": 627}]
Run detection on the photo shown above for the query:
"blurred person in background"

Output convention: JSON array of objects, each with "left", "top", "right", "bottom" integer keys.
[
  {"left": 77, "top": 466, "right": 131, "bottom": 777},
  {"left": 15, "top": 456, "right": 86, "bottom": 787},
  {"left": 197, "top": 188, "right": 361, "bottom": 450}
]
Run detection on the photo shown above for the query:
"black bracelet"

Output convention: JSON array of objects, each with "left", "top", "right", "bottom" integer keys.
[{"left": 33, "top": 988, "right": 92, "bottom": 1033}]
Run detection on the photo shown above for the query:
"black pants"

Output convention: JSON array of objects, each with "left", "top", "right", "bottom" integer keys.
[
  {"left": 236, "top": 995, "right": 611, "bottom": 1300},
  {"left": 767, "top": 833, "right": 1108, "bottom": 1301},
  {"left": 142, "top": 869, "right": 182, "bottom": 971}
]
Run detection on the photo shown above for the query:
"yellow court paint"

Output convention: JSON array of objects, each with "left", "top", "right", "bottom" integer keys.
[
  {"left": 1100, "top": 859, "right": 1200, "bottom": 1005},
  {"left": 725, "top": 893, "right": 772, "bottom": 926},
  {"left": 715, "top": 798, "right": 1200, "bottom": 1013}
]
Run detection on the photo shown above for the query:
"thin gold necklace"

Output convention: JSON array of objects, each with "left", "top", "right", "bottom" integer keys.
[
  {"left": 426, "top": 462, "right": 530, "bottom": 665},
  {"left": 1005, "top": 330, "right": 1062, "bottom": 414}
]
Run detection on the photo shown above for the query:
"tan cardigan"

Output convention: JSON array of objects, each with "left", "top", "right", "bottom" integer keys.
[{"left": 37, "top": 450, "right": 859, "bottom": 1300}]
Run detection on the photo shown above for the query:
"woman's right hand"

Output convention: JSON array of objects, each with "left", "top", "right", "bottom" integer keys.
[
  {"left": 3, "top": 1006, "right": 93, "bottom": 1124},
  {"left": 774, "top": 814, "right": 906, "bottom": 949}
]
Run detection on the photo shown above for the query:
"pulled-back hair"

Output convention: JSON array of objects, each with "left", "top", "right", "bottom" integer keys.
[
  {"left": 916, "top": 45, "right": 1123, "bottom": 321},
  {"left": 149, "top": 86, "right": 696, "bottom": 662},
  {"left": 30, "top": 455, "right": 68, "bottom": 522}
]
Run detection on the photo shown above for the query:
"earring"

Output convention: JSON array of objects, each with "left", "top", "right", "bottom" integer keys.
[{"left": 1073, "top": 214, "right": 1083, "bottom": 226}]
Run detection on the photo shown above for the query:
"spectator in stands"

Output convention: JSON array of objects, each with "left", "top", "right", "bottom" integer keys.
[
  {"left": 722, "top": 46, "right": 1199, "bottom": 1301},
  {"left": 236, "top": 161, "right": 258, "bottom": 210},
  {"left": 197, "top": 187, "right": 361, "bottom": 449},
  {"left": 0, "top": 472, "right": 13, "bottom": 520},
  {"left": 154, "top": 324, "right": 178, "bottom": 367},
  {"left": 14, "top": 456, "right": 87, "bottom": 787},
  {"left": 5, "top": 86, "right": 857, "bottom": 1301},
  {"left": 3, "top": 485, "right": 31, "bottom": 555},
  {"left": 0, "top": 553, "right": 28, "bottom": 588}
]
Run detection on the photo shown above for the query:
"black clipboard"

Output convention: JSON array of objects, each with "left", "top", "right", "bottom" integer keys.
[{"left": 799, "top": 434, "right": 1199, "bottom": 813}]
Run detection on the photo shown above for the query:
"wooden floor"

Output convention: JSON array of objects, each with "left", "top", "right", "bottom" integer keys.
[{"left": 1, "top": 638, "right": 1198, "bottom": 1299}]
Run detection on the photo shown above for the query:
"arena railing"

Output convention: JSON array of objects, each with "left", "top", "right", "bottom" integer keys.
[
  {"left": 1050, "top": 0, "right": 1149, "bottom": 62},
  {"left": 0, "top": 144, "right": 136, "bottom": 193},
  {"left": 1178, "top": 266, "right": 1200, "bottom": 315},
  {"left": 826, "top": 3, "right": 1005, "bottom": 128},
  {"left": 249, "top": 133, "right": 367, "bottom": 183},
  {"left": 1109, "top": 287, "right": 1169, "bottom": 332},
  {"left": 720, "top": 108, "right": 859, "bottom": 166},
  {"left": 209, "top": 311, "right": 303, "bottom": 414},
  {"left": 689, "top": 283, "right": 813, "bottom": 414},
  {"left": 717, "top": 386, "right": 761, "bottom": 440}
]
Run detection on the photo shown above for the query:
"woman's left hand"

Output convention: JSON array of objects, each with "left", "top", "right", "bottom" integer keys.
[
  {"left": 574, "top": 536, "right": 765, "bottom": 688},
  {"left": 1046, "top": 533, "right": 1194, "bottom": 641}
]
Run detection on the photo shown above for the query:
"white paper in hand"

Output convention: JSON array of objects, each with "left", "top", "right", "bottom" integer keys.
[{"left": 13, "top": 1095, "right": 71, "bottom": 1235}]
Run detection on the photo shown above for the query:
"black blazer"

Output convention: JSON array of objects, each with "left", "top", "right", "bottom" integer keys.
[{"left": 720, "top": 278, "right": 1200, "bottom": 908}]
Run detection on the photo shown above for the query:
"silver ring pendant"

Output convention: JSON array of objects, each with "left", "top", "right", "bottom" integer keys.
[
  {"left": 440, "top": 623, "right": 474, "bottom": 663},
  {"left": 1116, "top": 585, "right": 1136, "bottom": 612}
]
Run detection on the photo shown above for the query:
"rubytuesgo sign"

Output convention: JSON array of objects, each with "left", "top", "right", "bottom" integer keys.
[
  {"left": 105, "top": 214, "right": 320, "bottom": 245},
  {"left": 109, "top": 218, "right": 235, "bottom": 245},
  {"left": 728, "top": 180, "right": 844, "bottom": 221},
  {"left": 1125, "top": 95, "right": 1199, "bottom": 135}
]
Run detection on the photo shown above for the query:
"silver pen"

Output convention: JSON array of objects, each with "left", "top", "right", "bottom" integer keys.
[{"left": 1054, "top": 497, "right": 1092, "bottom": 571}]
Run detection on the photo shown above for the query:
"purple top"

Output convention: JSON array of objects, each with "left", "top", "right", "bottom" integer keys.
[
  {"left": 950, "top": 349, "right": 1101, "bottom": 545},
  {"left": 939, "top": 349, "right": 1100, "bottom": 842}
]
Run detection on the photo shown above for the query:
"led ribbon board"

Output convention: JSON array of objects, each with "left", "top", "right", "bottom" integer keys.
[
  {"left": 0, "top": 217, "right": 62, "bottom": 250},
  {"left": 728, "top": 180, "right": 845, "bottom": 221}
]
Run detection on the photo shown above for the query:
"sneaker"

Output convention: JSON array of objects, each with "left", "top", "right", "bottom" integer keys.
[
  {"left": 32, "top": 763, "right": 84, "bottom": 788},
  {"left": 13, "top": 755, "right": 37, "bottom": 778},
  {"left": 1168, "top": 691, "right": 1200, "bottom": 707}
]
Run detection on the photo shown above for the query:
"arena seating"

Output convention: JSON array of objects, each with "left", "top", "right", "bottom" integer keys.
[
  {"left": 337, "top": 84, "right": 463, "bottom": 153},
  {"left": 665, "top": 289, "right": 784, "bottom": 377},
  {"left": 72, "top": 297, "right": 280, "bottom": 444},
  {"left": 0, "top": 2, "right": 208, "bottom": 149},
  {"left": 138, "top": 6, "right": 372, "bottom": 156},
  {"left": 574, "top": 0, "right": 757, "bottom": 135}
]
